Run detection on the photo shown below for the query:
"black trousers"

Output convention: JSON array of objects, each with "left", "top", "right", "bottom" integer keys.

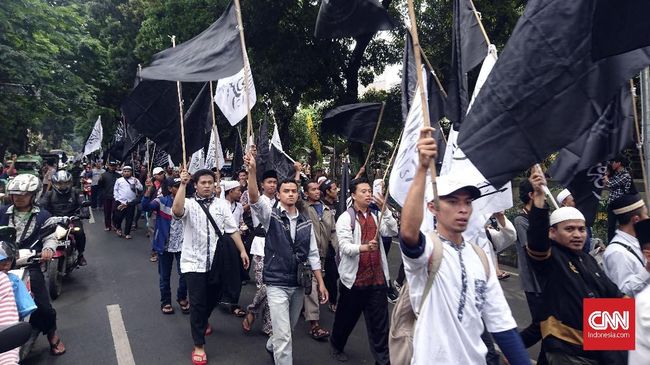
[
  {"left": 113, "top": 203, "right": 135, "bottom": 235},
  {"left": 185, "top": 272, "right": 220, "bottom": 346},
  {"left": 72, "top": 221, "right": 86, "bottom": 254},
  {"left": 324, "top": 245, "right": 339, "bottom": 305},
  {"left": 330, "top": 283, "right": 389, "bottom": 365},
  {"left": 521, "top": 291, "right": 547, "bottom": 365},
  {"left": 103, "top": 198, "right": 114, "bottom": 229},
  {"left": 29, "top": 266, "right": 57, "bottom": 334}
]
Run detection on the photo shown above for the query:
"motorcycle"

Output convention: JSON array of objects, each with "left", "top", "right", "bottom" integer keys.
[{"left": 46, "top": 216, "right": 83, "bottom": 300}]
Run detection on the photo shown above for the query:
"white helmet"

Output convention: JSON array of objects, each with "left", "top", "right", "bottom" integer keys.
[{"left": 7, "top": 174, "right": 42, "bottom": 196}]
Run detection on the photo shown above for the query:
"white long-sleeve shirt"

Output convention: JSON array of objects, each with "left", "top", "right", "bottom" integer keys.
[
  {"left": 603, "top": 230, "right": 650, "bottom": 297},
  {"left": 335, "top": 208, "right": 398, "bottom": 289},
  {"left": 113, "top": 176, "right": 143, "bottom": 205}
]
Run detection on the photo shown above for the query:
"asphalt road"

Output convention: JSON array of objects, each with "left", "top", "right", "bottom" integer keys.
[{"left": 22, "top": 211, "right": 540, "bottom": 365}]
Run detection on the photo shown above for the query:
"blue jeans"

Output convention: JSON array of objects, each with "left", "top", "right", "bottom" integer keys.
[
  {"left": 266, "top": 285, "right": 304, "bottom": 365},
  {"left": 158, "top": 251, "right": 187, "bottom": 306}
]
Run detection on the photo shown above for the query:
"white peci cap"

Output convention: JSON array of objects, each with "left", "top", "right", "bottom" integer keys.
[{"left": 549, "top": 207, "right": 585, "bottom": 226}]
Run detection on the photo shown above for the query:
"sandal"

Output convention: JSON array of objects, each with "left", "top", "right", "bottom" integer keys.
[
  {"left": 191, "top": 350, "right": 207, "bottom": 365},
  {"left": 242, "top": 311, "right": 254, "bottom": 334},
  {"left": 328, "top": 303, "right": 337, "bottom": 313},
  {"left": 48, "top": 335, "right": 66, "bottom": 356},
  {"left": 310, "top": 325, "right": 330, "bottom": 340},
  {"left": 178, "top": 299, "right": 190, "bottom": 314},
  {"left": 497, "top": 272, "right": 511, "bottom": 280},
  {"left": 161, "top": 304, "right": 175, "bottom": 315},
  {"left": 150, "top": 252, "right": 158, "bottom": 262},
  {"left": 204, "top": 324, "right": 212, "bottom": 336},
  {"left": 115, "top": 229, "right": 123, "bottom": 237},
  {"left": 231, "top": 306, "right": 246, "bottom": 317}
]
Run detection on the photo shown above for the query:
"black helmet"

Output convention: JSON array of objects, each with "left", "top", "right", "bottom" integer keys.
[{"left": 51, "top": 170, "right": 73, "bottom": 194}]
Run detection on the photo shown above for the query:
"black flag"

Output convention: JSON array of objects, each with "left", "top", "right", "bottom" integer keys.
[
  {"left": 446, "top": 0, "right": 488, "bottom": 129},
  {"left": 321, "top": 103, "right": 382, "bottom": 144},
  {"left": 458, "top": 0, "right": 650, "bottom": 188},
  {"left": 592, "top": 0, "right": 650, "bottom": 60},
  {"left": 567, "top": 163, "right": 608, "bottom": 227},
  {"left": 140, "top": 1, "right": 243, "bottom": 82},
  {"left": 549, "top": 87, "right": 634, "bottom": 186},
  {"left": 401, "top": 32, "right": 447, "bottom": 164},
  {"left": 255, "top": 117, "right": 270, "bottom": 175},
  {"left": 268, "top": 145, "right": 295, "bottom": 182},
  {"left": 337, "top": 161, "right": 351, "bottom": 219},
  {"left": 232, "top": 130, "right": 244, "bottom": 173},
  {"left": 122, "top": 81, "right": 212, "bottom": 164},
  {"left": 314, "top": 0, "right": 394, "bottom": 39}
]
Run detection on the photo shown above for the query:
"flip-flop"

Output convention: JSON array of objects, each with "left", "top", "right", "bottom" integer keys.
[
  {"left": 242, "top": 311, "right": 254, "bottom": 334},
  {"left": 191, "top": 350, "right": 207, "bottom": 365},
  {"left": 204, "top": 324, "right": 213, "bottom": 336},
  {"left": 48, "top": 336, "right": 66, "bottom": 356},
  {"left": 178, "top": 299, "right": 190, "bottom": 314},
  {"left": 231, "top": 306, "right": 246, "bottom": 317},
  {"left": 310, "top": 325, "right": 330, "bottom": 341},
  {"left": 161, "top": 304, "right": 175, "bottom": 315}
]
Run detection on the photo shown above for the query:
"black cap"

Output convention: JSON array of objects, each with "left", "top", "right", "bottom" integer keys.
[
  {"left": 260, "top": 170, "right": 278, "bottom": 182},
  {"left": 166, "top": 177, "right": 181, "bottom": 187},
  {"left": 610, "top": 194, "right": 645, "bottom": 215},
  {"left": 109, "top": 160, "right": 118, "bottom": 165},
  {"left": 634, "top": 219, "right": 650, "bottom": 247},
  {"left": 319, "top": 179, "right": 334, "bottom": 194}
]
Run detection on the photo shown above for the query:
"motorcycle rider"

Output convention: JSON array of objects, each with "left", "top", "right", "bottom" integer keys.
[
  {"left": 0, "top": 174, "right": 66, "bottom": 356},
  {"left": 39, "top": 170, "right": 89, "bottom": 266}
]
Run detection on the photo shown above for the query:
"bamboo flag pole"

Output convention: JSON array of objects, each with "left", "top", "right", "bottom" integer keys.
[
  {"left": 170, "top": 35, "right": 188, "bottom": 169},
  {"left": 533, "top": 164, "right": 560, "bottom": 210},
  {"left": 406, "top": 26, "right": 447, "bottom": 98},
  {"left": 374, "top": 130, "right": 404, "bottom": 240},
  {"left": 407, "top": 0, "right": 438, "bottom": 207},
  {"left": 630, "top": 79, "right": 650, "bottom": 206},
  {"left": 233, "top": 0, "right": 253, "bottom": 144},
  {"left": 362, "top": 102, "right": 386, "bottom": 169},
  {"left": 468, "top": 0, "right": 491, "bottom": 45},
  {"left": 209, "top": 81, "right": 220, "bottom": 184}
]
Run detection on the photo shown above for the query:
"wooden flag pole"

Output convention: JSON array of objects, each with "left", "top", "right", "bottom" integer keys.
[
  {"left": 209, "top": 81, "right": 221, "bottom": 184},
  {"left": 233, "top": 0, "right": 253, "bottom": 144},
  {"left": 630, "top": 79, "right": 650, "bottom": 206},
  {"left": 406, "top": 26, "right": 447, "bottom": 98},
  {"left": 170, "top": 35, "right": 187, "bottom": 169},
  {"left": 533, "top": 164, "right": 560, "bottom": 210},
  {"left": 362, "top": 102, "right": 386, "bottom": 169},
  {"left": 468, "top": 0, "right": 491, "bottom": 45},
  {"left": 407, "top": 0, "right": 438, "bottom": 207}
]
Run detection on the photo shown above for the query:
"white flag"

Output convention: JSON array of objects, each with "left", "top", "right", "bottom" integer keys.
[
  {"left": 83, "top": 116, "right": 103, "bottom": 156},
  {"left": 204, "top": 126, "right": 225, "bottom": 170},
  {"left": 271, "top": 123, "right": 283, "bottom": 152},
  {"left": 389, "top": 68, "right": 427, "bottom": 207},
  {"left": 188, "top": 149, "right": 204, "bottom": 174},
  {"left": 214, "top": 53, "right": 256, "bottom": 126},
  {"left": 441, "top": 45, "right": 512, "bottom": 246}
]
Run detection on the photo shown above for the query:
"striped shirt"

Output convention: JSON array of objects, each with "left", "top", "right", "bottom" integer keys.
[{"left": 0, "top": 272, "right": 19, "bottom": 365}]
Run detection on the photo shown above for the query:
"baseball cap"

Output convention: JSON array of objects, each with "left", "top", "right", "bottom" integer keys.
[
  {"left": 153, "top": 167, "right": 165, "bottom": 175},
  {"left": 426, "top": 175, "right": 481, "bottom": 202}
]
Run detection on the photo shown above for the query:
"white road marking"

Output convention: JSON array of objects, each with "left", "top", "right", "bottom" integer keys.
[{"left": 107, "top": 304, "right": 136, "bottom": 365}]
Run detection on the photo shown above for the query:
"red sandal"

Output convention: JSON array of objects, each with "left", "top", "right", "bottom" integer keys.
[
  {"left": 204, "top": 324, "right": 212, "bottom": 336},
  {"left": 191, "top": 350, "right": 207, "bottom": 365}
]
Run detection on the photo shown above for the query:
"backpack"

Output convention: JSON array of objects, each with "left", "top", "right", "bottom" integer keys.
[{"left": 388, "top": 231, "right": 491, "bottom": 365}]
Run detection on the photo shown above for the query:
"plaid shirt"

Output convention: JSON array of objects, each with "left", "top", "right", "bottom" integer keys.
[{"left": 607, "top": 168, "right": 632, "bottom": 203}]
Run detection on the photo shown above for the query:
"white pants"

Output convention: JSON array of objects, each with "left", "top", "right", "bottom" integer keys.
[{"left": 266, "top": 285, "right": 304, "bottom": 365}]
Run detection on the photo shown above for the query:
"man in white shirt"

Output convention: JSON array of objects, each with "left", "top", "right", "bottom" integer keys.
[
  {"left": 244, "top": 149, "right": 327, "bottom": 365},
  {"left": 172, "top": 168, "right": 249, "bottom": 365},
  {"left": 629, "top": 218, "right": 650, "bottom": 364},
  {"left": 603, "top": 194, "right": 650, "bottom": 297},
  {"left": 242, "top": 168, "right": 278, "bottom": 336},
  {"left": 112, "top": 166, "right": 143, "bottom": 239},
  {"left": 399, "top": 127, "right": 529, "bottom": 365},
  {"left": 223, "top": 180, "right": 244, "bottom": 225}
]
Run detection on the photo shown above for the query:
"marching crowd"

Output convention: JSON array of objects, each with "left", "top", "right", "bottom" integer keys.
[{"left": 0, "top": 130, "right": 650, "bottom": 365}]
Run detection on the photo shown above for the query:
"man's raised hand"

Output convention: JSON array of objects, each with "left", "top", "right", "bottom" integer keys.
[
  {"left": 180, "top": 170, "right": 191, "bottom": 185},
  {"left": 416, "top": 127, "right": 438, "bottom": 170}
]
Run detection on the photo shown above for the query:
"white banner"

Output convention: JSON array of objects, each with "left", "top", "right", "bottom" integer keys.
[
  {"left": 188, "top": 148, "right": 204, "bottom": 174},
  {"left": 214, "top": 53, "right": 256, "bottom": 126},
  {"left": 204, "top": 126, "right": 225, "bottom": 171},
  {"left": 389, "top": 68, "right": 427, "bottom": 207},
  {"left": 83, "top": 116, "right": 103, "bottom": 156},
  {"left": 271, "top": 122, "right": 283, "bottom": 152},
  {"left": 441, "top": 45, "right": 513, "bottom": 245}
]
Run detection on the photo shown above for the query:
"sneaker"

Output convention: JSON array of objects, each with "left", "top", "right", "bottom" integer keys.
[{"left": 387, "top": 286, "right": 399, "bottom": 304}]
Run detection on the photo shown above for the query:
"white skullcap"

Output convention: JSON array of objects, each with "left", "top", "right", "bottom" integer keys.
[
  {"left": 556, "top": 189, "right": 572, "bottom": 206},
  {"left": 550, "top": 207, "right": 585, "bottom": 226},
  {"left": 222, "top": 180, "right": 240, "bottom": 193},
  {"left": 122, "top": 165, "right": 133, "bottom": 171},
  {"left": 317, "top": 176, "right": 327, "bottom": 185}
]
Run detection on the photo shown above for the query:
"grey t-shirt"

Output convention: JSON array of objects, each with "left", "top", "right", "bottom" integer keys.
[{"left": 513, "top": 213, "right": 542, "bottom": 294}]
